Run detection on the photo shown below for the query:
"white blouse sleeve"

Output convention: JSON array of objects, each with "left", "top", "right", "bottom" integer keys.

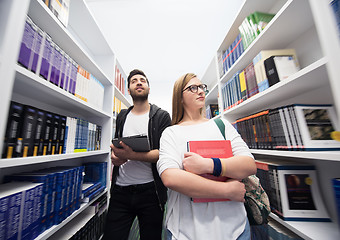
[{"left": 157, "top": 127, "right": 183, "bottom": 176}]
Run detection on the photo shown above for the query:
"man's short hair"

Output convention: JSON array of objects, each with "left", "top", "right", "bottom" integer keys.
[{"left": 127, "top": 69, "right": 149, "bottom": 88}]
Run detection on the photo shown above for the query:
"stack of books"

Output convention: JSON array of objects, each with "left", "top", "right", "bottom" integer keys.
[
  {"left": 234, "top": 104, "right": 340, "bottom": 151},
  {"left": 255, "top": 159, "right": 330, "bottom": 222}
]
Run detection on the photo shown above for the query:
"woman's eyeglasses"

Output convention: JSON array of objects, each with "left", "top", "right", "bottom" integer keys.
[{"left": 182, "top": 84, "right": 208, "bottom": 94}]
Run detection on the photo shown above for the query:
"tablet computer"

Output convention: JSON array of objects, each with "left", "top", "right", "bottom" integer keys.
[{"left": 112, "top": 134, "right": 150, "bottom": 152}]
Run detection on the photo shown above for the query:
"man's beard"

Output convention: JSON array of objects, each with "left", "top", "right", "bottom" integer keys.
[{"left": 130, "top": 89, "right": 149, "bottom": 102}]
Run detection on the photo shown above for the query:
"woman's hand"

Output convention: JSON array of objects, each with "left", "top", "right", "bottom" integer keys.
[
  {"left": 224, "top": 179, "right": 246, "bottom": 202},
  {"left": 183, "top": 152, "right": 213, "bottom": 175}
]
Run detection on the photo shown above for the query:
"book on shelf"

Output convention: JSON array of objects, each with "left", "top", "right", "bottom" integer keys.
[
  {"left": 4, "top": 172, "right": 55, "bottom": 234},
  {"left": 49, "top": 0, "right": 71, "bottom": 27},
  {"left": 82, "top": 182, "right": 102, "bottom": 199},
  {"left": 18, "top": 16, "right": 35, "bottom": 70},
  {"left": 255, "top": 159, "right": 330, "bottom": 222},
  {"left": 291, "top": 104, "right": 340, "bottom": 150},
  {"left": 221, "top": 72, "right": 244, "bottom": 111},
  {"left": 187, "top": 140, "right": 233, "bottom": 203},
  {"left": 252, "top": 48, "right": 298, "bottom": 92},
  {"left": 206, "top": 104, "right": 219, "bottom": 119},
  {"left": 33, "top": 108, "right": 46, "bottom": 156},
  {"left": 264, "top": 55, "right": 300, "bottom": 86},
  {"left": 238, "top": 70, "right": 247, "bottom": 102},
  {"left": 221, "top": 34, "right": 244, "bottom": 74},
  {"left": 330, "top": 0, "right": 340, "bottom": 37},
  {"left": 2, "top": 101, "right": 24, "bottom": 158},
  {"left": 84, "top": 162, "right": 108, "bottom": 189},
  {"left": 244, "top": 62, "right": 258, "bottom": 99},
  {"left": 332, "top": 178, "right": 340, "bottom": 228},
  {"left": 239, "top": 12, "right": 275, "bottom": 50},
  {"left": 0, "top": 182, "right": 43, "bottom": 240}
]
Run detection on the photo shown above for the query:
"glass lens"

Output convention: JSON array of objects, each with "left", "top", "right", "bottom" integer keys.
[{"left": 190, "top": 85, "right": 198, "bottom": 92}]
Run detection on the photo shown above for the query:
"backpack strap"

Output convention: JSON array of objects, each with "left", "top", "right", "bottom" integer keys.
[{"left": 213, "top": 118, "right": 225, "bottom": 140}]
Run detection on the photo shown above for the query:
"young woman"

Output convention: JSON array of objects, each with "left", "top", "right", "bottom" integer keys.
[{"left": 157, "top": 73, "right": 257, "bottom": 240}]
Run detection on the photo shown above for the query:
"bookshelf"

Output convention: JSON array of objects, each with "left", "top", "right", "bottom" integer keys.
[
  {"left": 0, "top": 0, "right": 130, "bottom": 239},
  {"left": 201, "top": 0, "right": 340, "bottom": 239}
]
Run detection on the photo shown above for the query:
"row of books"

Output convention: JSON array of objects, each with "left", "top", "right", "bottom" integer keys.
[
  {"left": 221, "top": 48, "right": 300, "bottom": 111},
  {"left": 218, "top": 34, "right": 244, "bottom": 77},
  {"left": 18, "top": 15, "right": 105, "bottom": 110},
  {"left": 115, "top": 65, "right": 128, "bottom": 96},
  {"left": 64, "top": 116, "right": 102, "bottom": 154},
  {"left": 239, "top": 11, "right": 275, "bottom": 50},
  {"left": 113, "top": 96, "right": 128, "bottom": 118},
  {"left": 1, "top": 101, "right": 102, "bottom": 159},
  {"left": 42, "top": 0, "right": 70, "bottom": 27},
  {"left": 69, "top": 204, "right": 107, "bottom": 240},
  {"left": 255, "top": 159, "right": 330, "bottom": 222},
  {"left": 233, "top": 104, "right": 340, "bottom": 151},
  {"left": 205, "top": 104, "right": 219, "bottom": 119},
  {"left": 0, "top": 162, "right": 107, "bottom": 240},
  {"left": 217, "top": 11, "right": 275, "bottom": 77},
  {"left": 1, "top": 166, "right": 84, "bottom": 240}
]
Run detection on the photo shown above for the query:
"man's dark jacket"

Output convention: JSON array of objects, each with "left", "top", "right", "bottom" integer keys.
[{"left": 111, "top": 104, "right": 171, "bottom": 209}]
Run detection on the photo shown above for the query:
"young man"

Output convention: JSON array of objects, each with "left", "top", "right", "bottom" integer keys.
[{"left": 102, "top": 69, "right": 171, "bottom": 240}]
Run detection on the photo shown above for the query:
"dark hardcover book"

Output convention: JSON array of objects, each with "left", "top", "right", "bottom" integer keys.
[
  {"left": 264, "top": 55, "right": 299, "bottom": 87},
  {"left": 18, "top": 105, "right": 38, "bottom": 157},
  {"left": 42, "top": 112, "right": 54, "bottom": 155},
  {"left": 209, "top": 104, "right": 219, "bottom": 118},
  {"left": 51, "top": 114, "right": 61, "bottom": 155},
  {"left": 264, "top": 56, "right": 283, "bottom": 87},
  {"left": 96, "top": 125, "right": 102, "bottom": 150},
  {"left": 288, "top": 105, "right": 304, "bottom": 150},
  {"left": 33, "top": 109, "right": 46, "bottom": 156},
  {"left": 2, "top": 101, "right": 24, "bottom": 158},
  {"left": 57, "top": 115, "right": 67, "bottom": 154}
]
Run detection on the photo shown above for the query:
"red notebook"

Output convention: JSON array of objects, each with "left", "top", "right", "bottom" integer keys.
[{"left": 187, "top": 140, "right": 233, "bottom": 203}]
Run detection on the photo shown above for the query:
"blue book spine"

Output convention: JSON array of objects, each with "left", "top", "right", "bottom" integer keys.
[
  {"left": 6, "top": 192, "right": 23, "bottom": 240},
  {"left": 20, "top": 186, "right": 37, "bottom": 240},
  {"left": 88, "top": 186, "right": 105, "bottom": 202}
]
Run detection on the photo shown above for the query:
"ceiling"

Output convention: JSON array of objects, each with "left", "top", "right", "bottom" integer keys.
[{"left": 86, "top": 0, "right": 243, "bottom": 114}]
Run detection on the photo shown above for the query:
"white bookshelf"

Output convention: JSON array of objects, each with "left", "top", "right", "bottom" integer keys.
[
  {"left": 0, "top": 0, "right": 130, "bottom": 238},
  {"left": 201, "top": 0, "right": 340, "bottom": 239}
]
